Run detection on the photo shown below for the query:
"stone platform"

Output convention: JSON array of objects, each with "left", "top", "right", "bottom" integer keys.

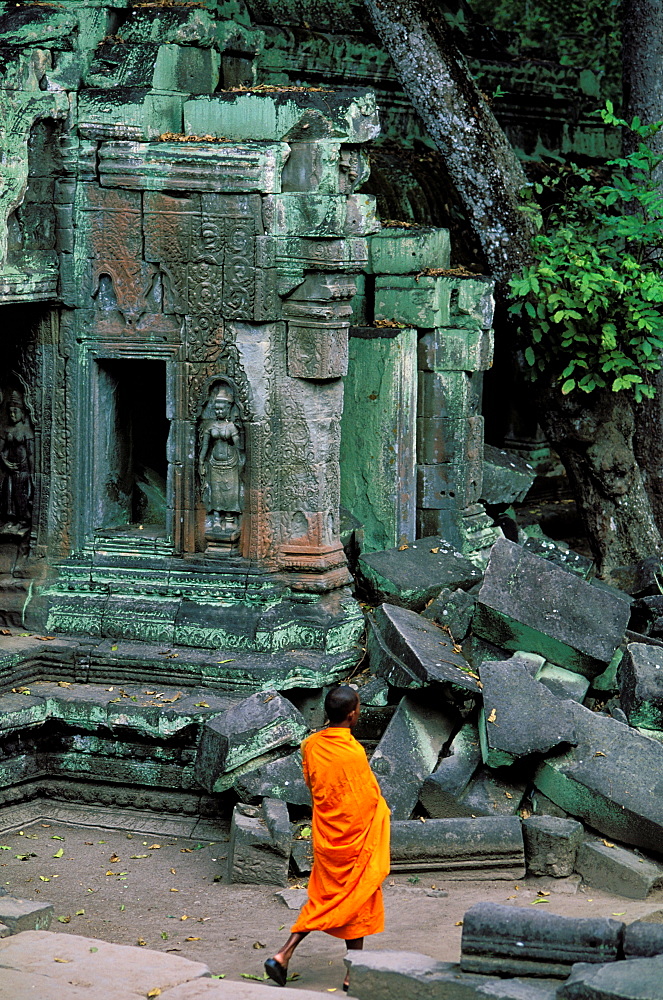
[{"left": 0, "top": 930, "right": 331, "bottom": 1000}]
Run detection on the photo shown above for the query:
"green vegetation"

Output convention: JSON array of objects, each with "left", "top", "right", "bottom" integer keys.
[{"left": 509, "top": 105, "right": 663, "bottom": 403}]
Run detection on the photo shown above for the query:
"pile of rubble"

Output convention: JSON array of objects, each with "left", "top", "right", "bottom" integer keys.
[{"left": 211, "top": 536, "right": 663, "bottom": 902}]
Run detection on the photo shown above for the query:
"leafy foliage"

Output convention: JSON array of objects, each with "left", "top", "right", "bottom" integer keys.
[{"left": 509, "top": 105, "right": 663, "bottom": 403}]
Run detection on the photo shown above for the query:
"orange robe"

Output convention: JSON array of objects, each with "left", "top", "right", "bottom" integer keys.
[{"left": 291, "top": 727, "right": 390, "bottom": 940}]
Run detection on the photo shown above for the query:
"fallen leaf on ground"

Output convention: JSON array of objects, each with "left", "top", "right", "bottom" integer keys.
[
  {"left": 137, "top": 939, "right": 147, "bottom": 947},
  {"left": 531, "top": 899, "right": 549, "bottom": 904},
  {"left": 185, "top": 936, "right": 201, "bottom": 942},
  {"left": 252, "top": 942, "right": 265, "bottom": 949},
  {"left": 487, "top": 708, "right": 497, "bottom": 723},
  {"left": 109, "top": 854, "right": 120, "bottom": 863},
  {"left": 170, "top": 888, "right": 179, "bottom": 892},
  {"left": 54, "top": 958, "right": 70, "bottom": 963},
  {"left": 455, "top": 921, "right": 463, "bottom": 926},
  {"left": 149, "top": 844, "right": 161, "bottom": 850},
  {"left": 602, "top": 840, "right": 615, "bottom": 848},
  {"left": 613, "top": 912, "right": 626, "bottom": 916},
  {"left": 147, "top": 991, "right": 162, "bottom": 998},
  {"left": 75, "top": 910, "right": 84, "bottom": 916},
  {"left": 242, "top": 974, "right": 269, "bottom": 982},
  {"left": 180, "top": 848, "right": 193, "bottom": 853},
  {"left": 57, "top": 915, "right": 70, "bottom": 924},
  {"left": 180, "top": 915, "right": 188, "bottom": 920},
  {"left": 161, "top": 932, "right": 168, "bottom": 940},
  {"left": 170, "top": 868, "right": 176, "bottom": 874},
  {"left": 131, "top": 855, "right": 148, "bottom": 859},
  {"left": 53, "top": 848, "right": 64, "bottom": 858},
  {"left": 51, "top": 836, "right": 64, "bottom": 841},
  {"left": 89, "top": 947, "right": 98, "bottom": 953}
]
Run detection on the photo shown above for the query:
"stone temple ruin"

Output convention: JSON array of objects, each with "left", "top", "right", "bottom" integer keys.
[{"left": 0, "top": 4, "right": 663, "bottom": 997}]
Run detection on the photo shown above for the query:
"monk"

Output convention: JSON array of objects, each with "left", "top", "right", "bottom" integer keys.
[{"left": 264, "top": 685, "right": 390, "bottom": 991}]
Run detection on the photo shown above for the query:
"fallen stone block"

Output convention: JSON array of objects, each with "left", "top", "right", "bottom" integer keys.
[
  {"left": 575, "top": 841, "right": 663, "bottom": 900},
  {"left": 226, "top": 798, "right": 291, "bottom": 887},
  {"left": 367, "top": 603, "right": 481, "bottom": 704},
  {"left": 619, "top": 642, "right": 663, "bottom": 730},
  {"left": 536, "top": 663, "right": 590, "bottom": 703},
  {"left": 534, "top": 702, "right": 663, "bottom": 853},
  {"left": 419, "top": 721, "right": 482, "bottom": 818},
  {"left": 0, "top": 896, "right": 53, "bottom": 934},
  {"left": 475, "top": 539, "right": 630, "bottom": 678},
  {"left": 290, "top": 835, "right": 313, "bottom": 876},
  {"left": 421, "top": 587, "right": 477, "bottom": 642},
  {"left": 0, "top": 923, "right": 8, "bottom": 938},
  {"left": 390, "top": 816, "right": 525, "bottom": 879},
  {"left": 345, "top": 950, "right": 559, "bottom": 1000},
  {"left": 357, "top": 675, "right": 389, "bottom": 706},
  {"left": 233, "top": 750, "right": 311, "bottom": 807},
  {"left": 479, "top": 655, "right": 577, "bottom": 767},
  {"left": 458, "top": 767, "right": 527, "bottom": 818},
  {"left": 370, "top": 695, "right": 456, "bottom": 819},
  {"left": 522, "top": 816, "right": 584, "bottom": 877},
  {"left": 194, "top": 690, "right": 309, "bottom": 793},
  {"left": 460, "top": 902, "right": 623, "bottom": 977},
  {"left": 275, "top": 887, "right": 309, "bottom": 910},
  {"left": 481, "top": 445, "right": 535, "bottom": 505},
  {"left": 358, "top": 537, "right": 481, "bottom": 612},
  {"left": 624, "top": 921, "right": 663, "bottom": 958},
  {"left": 559, "top": 955, "right": 663, "bottom": 1000}
]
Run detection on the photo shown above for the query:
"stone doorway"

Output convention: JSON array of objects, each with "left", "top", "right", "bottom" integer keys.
[{"left": 94, "top": 358, "right": 170, "bottom": 537}]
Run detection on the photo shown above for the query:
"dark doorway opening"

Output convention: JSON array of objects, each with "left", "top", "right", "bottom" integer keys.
[{"left": 95, "top": 359, "right": 170, "bottom": 532}]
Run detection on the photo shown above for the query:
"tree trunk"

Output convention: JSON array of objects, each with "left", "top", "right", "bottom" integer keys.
[
  {"left": 364, "top": 0, "right": 536, "bottom": 284},
  {"left": 539, "top": 383, "right": 663, "bottom": 574},
  {"left": 623, "top": 0, "right": 663, "bottom": 535}
]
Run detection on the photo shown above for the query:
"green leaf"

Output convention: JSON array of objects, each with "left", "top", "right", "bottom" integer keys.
[
  {"left": 53, "top": 848, "right": 64, "bottom": 858},
  {"left": 561, "top": 379, "right": 575, "bottom": 395},
  {"left": 524, "top": 346, "right": 536, "bottom": 366}
]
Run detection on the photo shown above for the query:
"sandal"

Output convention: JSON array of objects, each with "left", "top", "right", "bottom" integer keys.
[{"left": 264, "top": 957, "right": 288, "bottom": 987}]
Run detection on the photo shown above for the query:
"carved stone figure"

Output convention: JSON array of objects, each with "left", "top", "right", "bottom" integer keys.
[
  {"left": 0, "top": 389, "right": 34, "bottom": 534},
  {"left": 198, "top": 382, "right": 245, "bottom": 545}
]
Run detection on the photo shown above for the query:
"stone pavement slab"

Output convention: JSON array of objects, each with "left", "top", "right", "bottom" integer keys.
[
  {"left": 0, "top": 928, "right": 335, "bottom": 999},
  {"left": 559, "top": 954, "right": 663, "bottom": 999},
  {"left": 0, "top": 929, "right": 210, "bottom": 999}
]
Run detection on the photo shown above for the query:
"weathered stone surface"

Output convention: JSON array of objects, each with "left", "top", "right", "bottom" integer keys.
[
  {"left": 575, "top": 841, "right": 663, "bottom": 900},
  {"left": 340, "top": 327, "right": 417, "bottom": 552},
  {"left": 623, "top": 921, "right": 663, "bottom": 958},
  {"left": 481, "top": 445, "right": 535, "bottom": 505},
  {"left": 359, "top": 538, "right": 481, "bottom": 612},
  {"left": 390, "top": 816, "right": 525, "bottom": 878},
  {"left": 345, "top": 951, "right": 559, "bottom": 1000},
  {"left": 194, "top": 690, "right": 309, "bottom": 793},
  {"left": 276, "top": 887, "right": 309, "bottom": 910},
  {"left": 475, "top": 539, "right": 630, "bottom": 678},
  {"left": 0, "top": 896, "right": 53, "bottom": 934},
  {"left": 418, "top": 328, "right": 494, "bottom": 373},
  {"left": 422, "top": 588, "right": 477, "bottom": 641},
  {"left": 479, "top": 655, "right": 578, "bottom": 766},
  {"left": 458, "top": 767, "right": 527, "bottom": 818},
  {"left": 420, "top": 722, "right": 482, "bottom": 818},
  {"left": 165, "top": 979, "right": 334, "bottom": 999},
  {"left": 619, "top": 642, "right": 663, "bottom": 730},
  {"left": 367, "top": 603, "right": 481, "bottom": 702},
  {"left": 534, "top": 702, "right": 663, "bottom": 853},
  {"left": 536, "top": 663, "right": 590, "bottom": 703},
  {"left": 366, "top": 227, "right": 450, "bottom": 274},
  {"left": 357, "top": 674, "right": 389, "bottom": 706},
  {"left": 460, "top": 902, "right": 623, "bottom": 977},
  {"left": 0, "top": 929, "right": 210, "bottom": 998},
  {"left": 227, "top": 799, "right": 291, "bottom": 887},
  {"left": 370, "top": 695, "right": 456, "bottom": 819},
  {"left": 522, "top": 816, "right": 584, "bottom": 877},
  {"left": 233, "top": 750, "right": 311, "bottom": 807},
  {"left": 559, "top": 955, "right": 663, "bottom": 1000}
]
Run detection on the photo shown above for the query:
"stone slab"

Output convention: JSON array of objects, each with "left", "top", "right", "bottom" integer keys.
[
  {"left": 422, "top": 588, "right": 477, "bottom": 642},
  {"left": 366, "top": 227, "right": 450, "bottom": 274},
  {"left": 575, "top": 841, "right": 663, "bottom": 899},
  {"left": 534, "top": 701, "right": 663, "bottom": 853},
  {"left": 460, "top": 902, "right": 623, "bottom": 977},
  {"left": 475, "top": 539, "right": 630, "bottom": 678},
  {"left": 358, "top": 536, "right": 482, "bottom": 612},
  {"left": 522, "top": 816, "right": 584, "bottom": 877},
  {"left": 559, "top": 955, "right": 663, "bottom": 1000},
  {"left": 420, "top": 722, "right": 482, "bottom": 818},
  {"left": 390, "top": 816, "right": 525, "bottom": 878},
  {"left": 481, "top": 445, "right": 535, "bottom": 505},
  {"left": 370, "top": 695, "right": 456, "bottom": 819},
  {"left": 536, "top": 663, "right": 590, "bottom": 703},
  {"left": 194, "top": 690, "right": 309, "bottom": 793},
  {"left": 368, "top": 603, "right": 481, "bottom": 703},
  {"left": 233, "top": 749, "right": 311, "bottom": 806},
  {"left": 164, "top": 980, "right": 334, "bottom": 999},
  {"left": 619, "top": 642, "right": 663, "bottom": 730},
  {"left": 624, "top": 921, "right": 663, "bottom": 958},
  {"left": 0, "top": 930, "right": 209, "bottom": 998},
  {"left": 478, "top": 655, "right": 578, "bottom": 766},
  {"left": 345, "top": 951, "right": 559, "bottom": 1000},
  {"left": 276, "top": 888, "right": 309, "bottom": 910},
  {"left": 0, "top": 897, "right": 53, "bottom": 934},
  {"left": 226, "top": 800, "right": 290, "bottom": 887}
]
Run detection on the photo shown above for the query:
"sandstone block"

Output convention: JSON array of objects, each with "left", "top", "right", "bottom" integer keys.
[
  {"left": 0, "top": 897, "right": 53, "bottom": 934},
  {"left": 227, "top": 799, "right": 291, "bottom": 887},
  {"left": 390, "top": 816, "right": 525, "bottom": 879},
  {"left": 559, "top": 955, "right": 663, "bottom": 1000},
  {"left": 619, "top": 642, "right": 663, "bottom": 730},
  {"left": 461, "top": 902, "right": 623, "bottom": 977},
  {"left": 475, "top": 539, "right": 630, "bottom": 678},
  {"left": 522, "top": 816, "right": 584, "bottom": 877},
  {"left": 359, "top": 539, "right": 481, "bottom": 612},
  {"left": 575, "top": 840, "right": 663, "bottom": 899},
  {"left": 370, "top": 695, "right": 456, "bottom": 819},
  {"left": 366, "top": 226, "right": 450, "bottom": 274},
  {"left": 419, "top": 722, "right": 482, "bottom": 817}
]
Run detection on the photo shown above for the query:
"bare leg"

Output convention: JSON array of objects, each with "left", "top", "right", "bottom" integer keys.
[
  {"left": 273, "top": 930, "right": 309, "bottom": 971},
  {"left": 344, "top": 937, "right": 364, "bottom": 990}
]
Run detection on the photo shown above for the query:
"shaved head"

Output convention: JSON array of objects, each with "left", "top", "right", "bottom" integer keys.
[{"left": 324, "top": 685, "right": 359, "bottom": 724}]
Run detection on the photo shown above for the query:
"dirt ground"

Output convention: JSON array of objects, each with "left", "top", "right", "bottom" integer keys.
[{"left": 1, "top": 820, "right": 662, "bottom": 993}]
